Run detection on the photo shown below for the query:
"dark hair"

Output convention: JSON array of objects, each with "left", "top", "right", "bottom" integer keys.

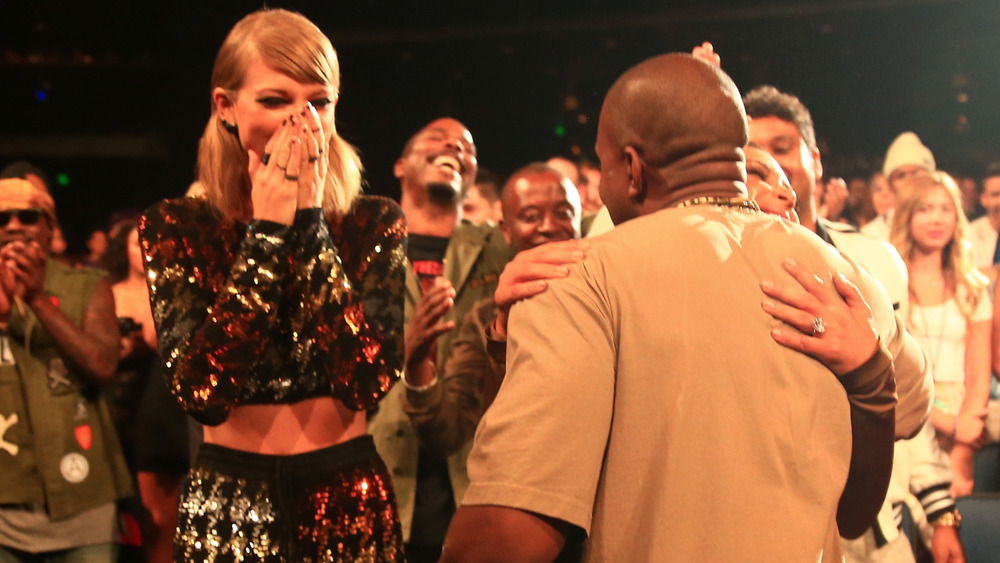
[
  {"left": 102, "top": 219, "right": 138, "bottom": 284},
  {"left": 985, "top": 161, "right": 1000, "bottom": 180},
  {"left": 470, "top": 167, "right": 503, "bottom": 202},
  {"left": 743, "top": 86, "right": 817, "bottom": 152},
  {"left": 0, "top": 160, "right": 51, "bottom": 189}
]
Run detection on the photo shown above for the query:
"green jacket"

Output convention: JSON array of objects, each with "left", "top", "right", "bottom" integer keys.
[
  {"left": 0, "top": 261, "right": 132, "bottom": 521},
  {"left": 369, "top": 222, "right": 514, "bottom": 540}
]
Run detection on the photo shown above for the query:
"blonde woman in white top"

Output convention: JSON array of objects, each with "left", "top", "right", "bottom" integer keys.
[{"left": 891, "top": 171, "right": 992, "bottom": 496}]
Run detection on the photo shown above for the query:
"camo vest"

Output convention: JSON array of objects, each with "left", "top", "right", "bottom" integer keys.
[{"left": 0, "top": 261, "right": 132, "bottom": 520}]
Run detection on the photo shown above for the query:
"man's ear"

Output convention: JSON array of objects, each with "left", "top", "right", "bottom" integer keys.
[
  {"left": 810, "top": 146, "right": 824, "bottom": 186},
  {"left": 212, "top": 87, "right": 235, "bottom": 124},
  {"left": 393, "top": 158, "right": 406, "bottom": 180},
  {"left": 499, "top": 218, "right": 512, "bottom": 246},
  {"left": 624, "top": 146, "right": 646, "bottom": 203}
]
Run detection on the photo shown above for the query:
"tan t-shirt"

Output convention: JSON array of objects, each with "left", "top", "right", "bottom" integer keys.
[{"left": 463, "top": 205, "right": 897, "bottom": 562}]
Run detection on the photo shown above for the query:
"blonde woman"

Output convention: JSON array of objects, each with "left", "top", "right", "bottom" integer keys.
[
  {"left": 139, "top": 9, "right": 405, "bottom": 561},
  {"left": 891, "top": 171, "right": 991, "bottom": 496}
]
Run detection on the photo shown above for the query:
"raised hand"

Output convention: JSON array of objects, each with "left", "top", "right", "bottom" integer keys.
[
  {"left": 297, "top": 101, "right": 328, "bottom": 210},
  {"left": 248, "top": 116, "right": 300, "bottom": 225},
  {"left": 1, "top": 240, "right": 46, "bottom": 305},
  {"left": 492, "top": 239, "right": 588, "bottom": 339},
  {"left": 691, "top": 41, "right": 721, "bottom": 68},
  {"left": 406, "top": 277, "right": 457, "bottom": 373}
]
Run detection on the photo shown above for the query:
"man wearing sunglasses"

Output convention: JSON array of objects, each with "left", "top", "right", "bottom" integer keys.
[{"left": 0, "top": 178, "right": 131, "bottom": 562}]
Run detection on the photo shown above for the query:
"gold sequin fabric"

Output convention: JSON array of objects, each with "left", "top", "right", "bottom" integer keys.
[
  {"left": 177, "top": 437, "right": 404, "bottom": 562},
  {"left": 137, "top": 196, "right": 406, "bottom": 425}
]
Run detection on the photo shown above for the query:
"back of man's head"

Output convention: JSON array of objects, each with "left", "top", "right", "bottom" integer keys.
[
  {"left": 597, "top": 54, "right": 747, "bottom": 223},
  {"left": 743, "top": 86, "right": 817, "bottom": 152},
  {"left": 602, "top": 54, "right": 747, "bottom": 170}
]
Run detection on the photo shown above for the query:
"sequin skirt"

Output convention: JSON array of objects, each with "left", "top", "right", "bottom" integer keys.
[{"left": 175, "top": 435, "right": 404, "bottom": 562}]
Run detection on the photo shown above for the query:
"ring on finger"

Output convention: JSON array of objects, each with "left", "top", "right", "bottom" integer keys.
[
  {"left": 311, "top": 127, "right": 321, "bottom": 133},
  {"left": 261, "top": 153, "right": 271, "bottom": 165},
  {"left": 308, "top": 155, "right": 320, "bottom": 163},
  {"left": 284, "top": 174, "right": 300, "bottom": 181},
  {"left": 811, "top": 317, "right": 826, "bottom": 337}
]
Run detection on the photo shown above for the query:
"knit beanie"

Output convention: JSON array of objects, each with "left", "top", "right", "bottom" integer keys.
[{"left": 883, "top": 132, "right": 935, "bottom": 177}]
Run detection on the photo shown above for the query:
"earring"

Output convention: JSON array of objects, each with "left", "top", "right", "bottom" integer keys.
[{"left": 220, "top": 118, "right": 243, "bottom": 150}]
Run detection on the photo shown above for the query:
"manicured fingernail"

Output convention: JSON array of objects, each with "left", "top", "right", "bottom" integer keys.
[
  {"left": 761, "top": 299, "right": 775, "bottom": 312},
  {"left": 557, "top": 266, "right": 570, "bottom": 275},
  {"left": 813, "top": 275, "right": 823, "bottom": 285},
  {"left": 771, "top": 327, "right": 783, "bottom": 338},
  {"left": 760, "top": 280, "right": 774, "bottom": 290},
  {"left": 571, "top": 250, "right": 584, "bottom": 259},
  {"left": 784, "top": 258, "right": 797, "bottom": 268}
]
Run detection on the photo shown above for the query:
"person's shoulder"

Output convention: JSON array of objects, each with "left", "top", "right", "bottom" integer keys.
[
  {"left": 141, "top": 197, "right": 216, "bottom": 230},
  {"left": 346, "top": 195, "right": 406, "bottom": 237},
  {"left": 351, "top": 195, "right": 404, "bottom": 222},
  {"left": 825, "top": 221, "right": 903, "bottom": 262},
  {"left": 452, "top": 220, "right": 497, "bottom": 242},
  {"left": 968, "top": 215, "right": 992, "bottom": 233},
  {"left": 453, "top": 222, "right": 512, "bottom": 252},
  {"left": 48, "top": 258, "right": 106, "bottom": 282},
  {"left": 820, "top": 219, "right": 859, "bottom": 234}
]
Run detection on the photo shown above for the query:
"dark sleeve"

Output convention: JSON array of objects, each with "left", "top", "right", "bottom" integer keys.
[
  {"left": 139, "top": 201, "right": 290, "bottom": 425},
  {"left": 287, "top": 201, "right": 405, "bottom": 410}
]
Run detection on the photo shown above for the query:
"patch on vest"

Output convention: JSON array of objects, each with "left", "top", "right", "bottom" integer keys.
[
  {"left": 73, "top": 398, "right": 88, "bottom": 421},
  {"left": 74, "top": 424, "right": 92, "bottom": 451},
  {"left": 0, "top": 412, "right": 18, "bottom": 456},
  {"left": 60, "top": 452, "right": 89, "bottom": 483},
  {"left": 0, "top": 336, "right": 14, "bottom": 366},
  {"left": 48, "top": 358, "right": 71, "bottom": 389}
]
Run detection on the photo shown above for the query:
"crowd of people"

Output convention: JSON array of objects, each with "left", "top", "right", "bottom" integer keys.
[{"left": 0, "top": 8, "right": 997, "bottom": 563}]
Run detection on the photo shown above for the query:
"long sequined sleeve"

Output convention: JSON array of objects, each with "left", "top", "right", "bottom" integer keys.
[
  {"left": 139, "top": 200, "right": 290, "bottom": 425},
  {"left": 288, "top": 199, "right": 405, "bottom": 410}
]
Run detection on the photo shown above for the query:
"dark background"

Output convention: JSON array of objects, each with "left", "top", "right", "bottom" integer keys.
[{"left": 2, "top": 0, "right": 998, "bottom": 255}]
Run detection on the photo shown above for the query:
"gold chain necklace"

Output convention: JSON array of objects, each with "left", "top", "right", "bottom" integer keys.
[{"left": 676, "top": 195, "right": 760, "bottom": 213}]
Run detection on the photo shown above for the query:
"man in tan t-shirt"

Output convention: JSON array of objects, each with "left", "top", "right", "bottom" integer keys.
[{"left": 440, "top": 55, "right": 909, "bottom": 562}]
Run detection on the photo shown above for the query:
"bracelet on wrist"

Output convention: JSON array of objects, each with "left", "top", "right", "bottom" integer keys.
[
  {"left": 402, "top": 375, "right": 439, "bottom": 393},
  {"left": 933, "top": 509, "right": 962, "bottom": 530}
]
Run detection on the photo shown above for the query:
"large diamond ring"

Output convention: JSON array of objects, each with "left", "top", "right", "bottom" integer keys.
[{"left": 811, "top": 317, "right": 826, "bottom": 336}]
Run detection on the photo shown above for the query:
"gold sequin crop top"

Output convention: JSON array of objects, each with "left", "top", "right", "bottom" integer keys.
[{"left": 138, "top": 195, "right": 405, "bottom": 426}]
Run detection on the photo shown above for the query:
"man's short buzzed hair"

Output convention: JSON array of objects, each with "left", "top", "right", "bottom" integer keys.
[
  {"left": 0, "top": 160, "right": 51, "bottom": 189},
  {"left": 985, "top": 161, "right": 1000, "bottom": 181},
  {"left": 500, "top": 162, "right": 571, "bottom": 214},
  {"left": 743, "top": 86, "right": 817, "bottom": 153}
]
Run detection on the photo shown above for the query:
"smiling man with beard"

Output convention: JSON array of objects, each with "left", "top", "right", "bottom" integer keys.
[{"left": 368, "top": 118, "right": 516, "bottom": 562}]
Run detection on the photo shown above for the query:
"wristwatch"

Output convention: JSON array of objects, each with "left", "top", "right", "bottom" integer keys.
[{"left": 933, "top": 509, "right": 962, "bottom": 530}]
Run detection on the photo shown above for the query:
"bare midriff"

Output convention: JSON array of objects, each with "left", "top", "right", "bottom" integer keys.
[{"left": 202, "top": 396, "right": 366, "bottom": 455}]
